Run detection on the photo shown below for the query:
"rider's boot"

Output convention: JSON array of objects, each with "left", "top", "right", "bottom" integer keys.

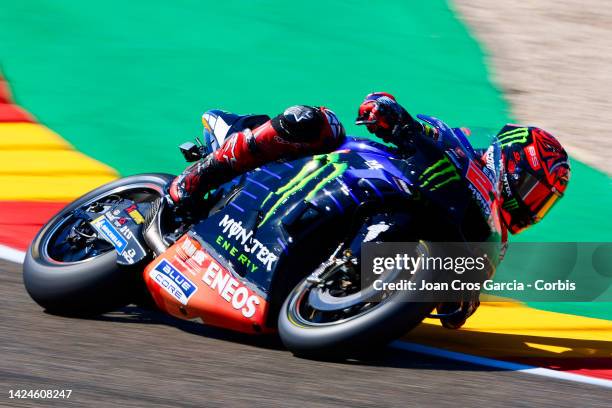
[
  {"left": 167, "top": 124, "right": 275, "bottom": 210},
  {"left": 143, "top": 123, "right": 277, "bottom": 255}
]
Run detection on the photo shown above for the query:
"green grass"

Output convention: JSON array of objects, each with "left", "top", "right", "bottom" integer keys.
[{"left": 1, "top": 0, "right": 610, "bottom": 317}]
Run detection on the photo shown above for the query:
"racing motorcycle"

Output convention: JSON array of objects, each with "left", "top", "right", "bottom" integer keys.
[{"left": 23, "top": 113, "right": 502, "bottom": 356}]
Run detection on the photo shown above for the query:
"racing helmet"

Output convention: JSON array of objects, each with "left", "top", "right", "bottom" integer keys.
[{"left": 497, "top": 125, "right": 570, "bottom": 234}]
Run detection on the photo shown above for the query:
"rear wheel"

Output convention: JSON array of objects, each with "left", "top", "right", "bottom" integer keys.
[
  {"left": 23, "top": 173, "right": 174, "bottom": 315},
  {"left": 278, "top": 241, "right": 436, "bottom": 357}
]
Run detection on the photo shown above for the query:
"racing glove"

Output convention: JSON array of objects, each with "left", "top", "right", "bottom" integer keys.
[
  {"left": 356, "top": 92, "right": 434, "bottom": 149},
  {"left": 356, "top": 92, "right": 407, "bottom": 139}
]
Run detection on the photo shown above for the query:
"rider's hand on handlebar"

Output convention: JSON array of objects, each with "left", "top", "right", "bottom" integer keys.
[{"left": 355, "top": 93, "right": 403, "bottom": 138}]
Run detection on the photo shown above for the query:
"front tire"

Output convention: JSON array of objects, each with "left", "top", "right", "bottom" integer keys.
[{"left": 23, "top": 173, "right": 174, "bottom": 315}]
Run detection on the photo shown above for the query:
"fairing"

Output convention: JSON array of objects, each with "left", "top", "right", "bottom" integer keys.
[{"left": 144, "top": 116, "right": 503, "bottom": 333}]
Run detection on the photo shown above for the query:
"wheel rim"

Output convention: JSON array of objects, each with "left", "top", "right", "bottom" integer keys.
[
  {"left": 288, "top": 242, "right": 428, "bottom": 327},
  {"left": 41, "top": 183, "right": 164, "bottom": 265}
]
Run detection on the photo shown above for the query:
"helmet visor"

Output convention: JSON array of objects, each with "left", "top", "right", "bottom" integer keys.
[{"left": 513, "top": 171, "right": 562, "bottom": 224}]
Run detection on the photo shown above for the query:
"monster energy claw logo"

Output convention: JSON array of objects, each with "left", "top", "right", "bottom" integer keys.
[
  {"left": 498, "top": 127, "right": 529, "bottom": 148},
  {"left": 259, "top": 153, "right": 348, "bottom": 226},
  {"left": 503, "top": 197, "right": 520, "bottom": 211},
  {"left": 418, "top": 156, "right": 460, "bottom": 191}
]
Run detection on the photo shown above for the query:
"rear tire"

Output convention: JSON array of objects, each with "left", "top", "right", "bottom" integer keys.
[
  {"left": 278, "top": 242, "right": 436, "bottom": 358},
  {"left": 23, "top": 173, "right": 174, "bottom": 315},
  {"left": 279, "top": 293, "right": 435, "bottom": 358}
]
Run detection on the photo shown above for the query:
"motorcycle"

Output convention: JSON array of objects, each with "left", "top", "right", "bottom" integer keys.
[{"left": 23, "top": 113, "right": 502, "bottom": 356}]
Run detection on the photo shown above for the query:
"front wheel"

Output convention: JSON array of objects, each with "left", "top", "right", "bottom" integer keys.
[
  {"left": 278, "top": 242, "right": 436, "bottom": 357},
  {"left": 23, "top": 173, "right": 174, "bottom": 315}
]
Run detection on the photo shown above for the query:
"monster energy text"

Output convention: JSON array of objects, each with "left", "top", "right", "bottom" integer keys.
[{"left": 218, "top": 215, "right": 278, "bottom": 271}]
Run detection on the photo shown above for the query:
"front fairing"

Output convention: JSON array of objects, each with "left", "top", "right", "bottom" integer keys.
[{"left": 415, "top": 115, "right": 504, "bottom": 237}]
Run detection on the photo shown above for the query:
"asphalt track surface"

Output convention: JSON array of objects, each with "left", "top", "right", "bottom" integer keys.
[{"left": 1, "top": 260, "right": 610, "bottom": 408}]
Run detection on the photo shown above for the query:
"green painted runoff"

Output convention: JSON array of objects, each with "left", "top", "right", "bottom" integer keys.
[{"left": 0, "top": 0, "right": 609, "bottom": 317}]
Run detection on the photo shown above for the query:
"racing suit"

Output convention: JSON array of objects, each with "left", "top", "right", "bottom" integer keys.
[{"left": 169, "top": 105, "right": 345, "bottom": 206}]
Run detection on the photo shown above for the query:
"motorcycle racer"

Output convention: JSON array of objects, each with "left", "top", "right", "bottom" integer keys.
[{"left": 166, "top": 92, "right": 570, "bottom": 329}]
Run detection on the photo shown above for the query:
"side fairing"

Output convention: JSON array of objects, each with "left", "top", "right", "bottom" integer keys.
[
  {"left": 143, "top": 139, "right": 412, "bottom": 332},
  {"left": 190, "top": 139, "right": 413, "bottom": 296},
  {"left": 144, "top": 132, "right": 501, "bottom": 332}
]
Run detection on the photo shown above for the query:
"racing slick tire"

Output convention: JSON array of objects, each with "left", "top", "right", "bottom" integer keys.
[
  {"left": 23, "top": 173, "right": 174, "bottom": 316},
  {"left": 278, "top": 241, "right": 437, "bottom": 358}
]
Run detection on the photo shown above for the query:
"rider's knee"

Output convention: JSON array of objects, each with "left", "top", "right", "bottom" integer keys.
[{"left": 271, "top": 105, "right": 328, "bottom": 143}]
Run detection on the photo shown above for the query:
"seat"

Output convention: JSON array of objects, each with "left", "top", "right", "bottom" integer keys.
[{"left": 201, "top": 110, "right": 270, "bottom": 153}]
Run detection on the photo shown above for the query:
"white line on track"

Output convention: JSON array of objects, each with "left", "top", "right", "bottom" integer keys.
[
  {"left": 1, "top": 244, "right": 610, "bottom": 389},
  {"left": 0, "top": 244, "right": 25, "bottom": 264},
  {"left": 392, "top": 341, "right": 612, "bottom": 389}
]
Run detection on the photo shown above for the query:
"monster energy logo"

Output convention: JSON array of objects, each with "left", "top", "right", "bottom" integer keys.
[
  {"left": 498, "top": 127, "right": 529, "bottom": 148},
  {"left": 503, "top": 198, "right": 520, "bottom": 211},
  {"left": 259, "top": 153, "right": 348, "bottom": 226},
  {"left": 418, "top": 155, "right": 460, "bottom": 191}
]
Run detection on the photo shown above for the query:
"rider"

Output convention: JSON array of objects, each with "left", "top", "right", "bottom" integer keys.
[{"left": 166, "top": 92, "right": 571, "bottom": 329}]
